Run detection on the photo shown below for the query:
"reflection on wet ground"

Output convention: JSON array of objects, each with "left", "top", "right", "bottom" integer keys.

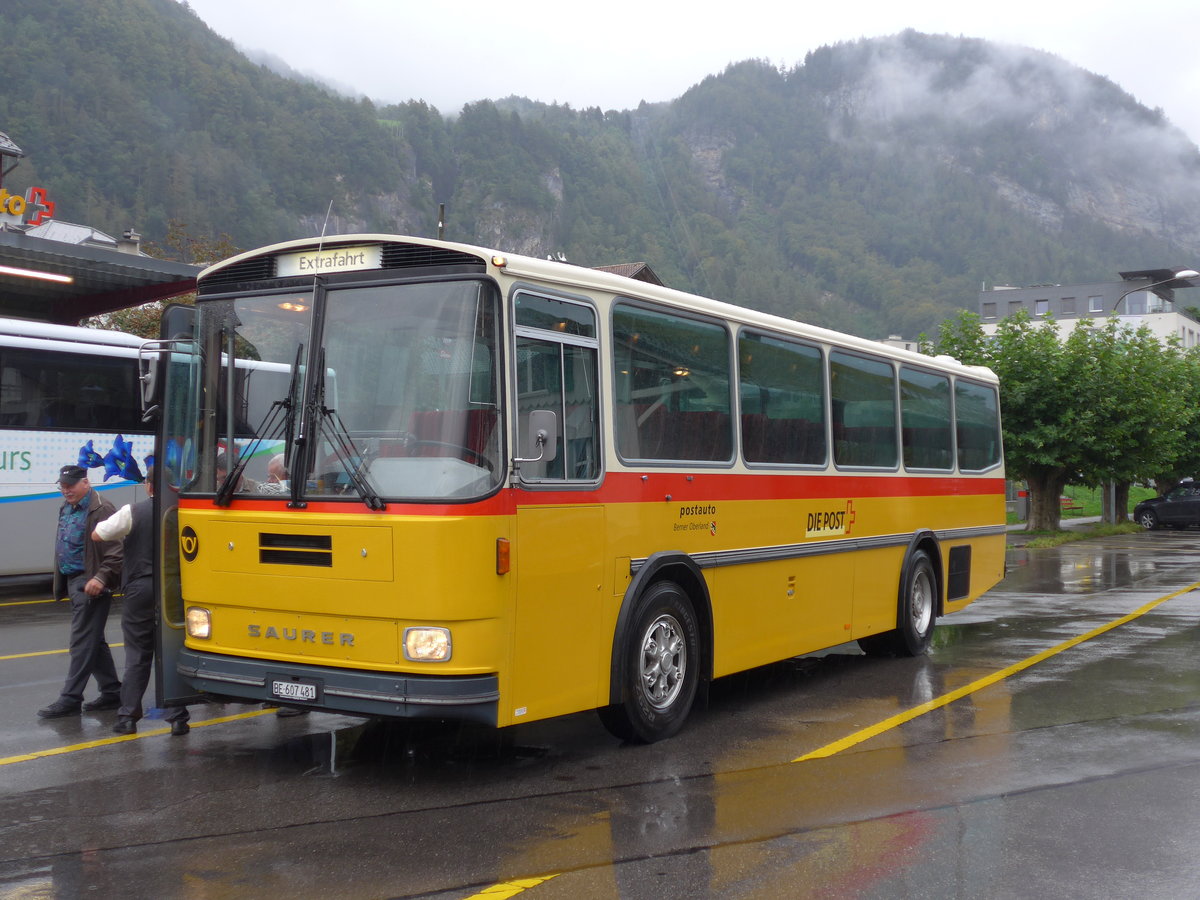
[
  {"left": 264, "top": 532, "right": 1200, "bottom": 783},
  {"left": 7, "top": 530, "right": 1200, "bottom": 898},
  {"left": 1006, "top": 544, "right": 1163, "bottom": 593},
  {"left": 263, "top": 716, "right": 558, "bottom": 780},
  {"left": 1004, "top": 528, "right": 1200, "bottom": 591}
]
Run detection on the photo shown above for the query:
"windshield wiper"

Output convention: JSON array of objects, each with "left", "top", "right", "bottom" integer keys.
[
  {"left": 281, "top": 343, "right": 304, "bottom": 507},
  {"left": 215, "top": 344, "right": 304, "bottom": 507},
  {"left": 213, "top": 454, "right": 245, "bottom": 507},
  {"left": 310, "top": 350, "right": 386, "bottom": 511}
]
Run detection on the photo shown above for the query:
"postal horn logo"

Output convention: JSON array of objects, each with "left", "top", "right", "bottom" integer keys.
[{"left": 180, "top": 526, "right": 199, "bottom": 562}]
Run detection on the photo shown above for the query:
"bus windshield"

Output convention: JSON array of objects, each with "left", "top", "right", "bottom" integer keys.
[{"left": 184, "top": 278, "right": 503, "bottom": 503}]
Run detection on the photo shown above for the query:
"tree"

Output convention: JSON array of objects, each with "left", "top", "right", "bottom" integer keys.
[
  {"left": 1147, "top": 347, "right": 1200, "bottom": 493},
  {"left": 931, "top": 311, "right": 1074, "bottom": 530},
  {"left": 932, "top": 310, "right": 1200, "bottom": 529},
  {"left": 1064, "top": 319, "right": 1191, "bottom": 522},
  {"left": 934, "top": 311, "right": 1072, "bottom": 528},
  {"left": 85, "top": 221, "right": 239, "bottom": 338}
]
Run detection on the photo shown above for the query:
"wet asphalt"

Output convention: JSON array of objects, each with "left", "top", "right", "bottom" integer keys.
[{"left": 1, "top": 526, "right": 1200, "bottom": 899}]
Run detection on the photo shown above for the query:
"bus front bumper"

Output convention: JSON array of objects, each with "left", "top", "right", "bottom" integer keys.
[{"left": 177, "top": 648, "right": 499, "bottom": 725}]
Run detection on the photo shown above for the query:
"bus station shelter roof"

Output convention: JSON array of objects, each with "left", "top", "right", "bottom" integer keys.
[{"left": 0, "top": 228, "right": 200, "bottom": 324}]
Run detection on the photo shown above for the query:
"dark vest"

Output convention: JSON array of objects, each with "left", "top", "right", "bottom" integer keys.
[{"left": 123, "top": 499, "right": 154, "bottom": 586}]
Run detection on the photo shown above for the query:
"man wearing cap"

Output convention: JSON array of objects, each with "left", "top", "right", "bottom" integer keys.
[{"left": 37, "top": 465, "right": 124, "bottom": 718}]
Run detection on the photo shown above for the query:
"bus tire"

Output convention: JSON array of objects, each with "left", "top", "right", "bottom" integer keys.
[
  {"left": 858, "top": 549, "right": 937, "bottom": 657},
  {"left": 598, "top": 580, "right": 700, "bottom": 743}
]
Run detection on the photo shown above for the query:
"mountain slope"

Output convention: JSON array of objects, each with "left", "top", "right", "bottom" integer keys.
[{"left": 2, "top": 3, "right": 1197, "bottom": 338}]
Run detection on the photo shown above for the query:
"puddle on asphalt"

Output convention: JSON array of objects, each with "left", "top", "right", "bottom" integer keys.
[
  {"left": 266, "top": 717, "right": 552, "bottom": 777},
  {"left": 1002, "top": 547, "right": 1164, "bottom": 593}
]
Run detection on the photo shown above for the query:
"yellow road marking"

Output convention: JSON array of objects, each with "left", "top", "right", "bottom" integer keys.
[
  {"left": 464, "top": 874, "right": 560, "bottom": 898},
  {"left": 2, "top": 644, "right": 123, "bottom": 661},
  {"left": 1, "top": 594, "right": 128, "bottom": 608},
  {"left": 0, "top": 707, "right": 273, "bottom": 766},
  {"left": 2, "top": 648, "right": 69, "bottom": 660},
  {"left": 794, "top": 581, "right": 1200, "bottom": 762}
]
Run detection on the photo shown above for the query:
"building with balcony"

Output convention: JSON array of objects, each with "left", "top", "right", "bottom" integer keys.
[{"left": 978, "top": 269, "right": 1200, "bottom": 346}]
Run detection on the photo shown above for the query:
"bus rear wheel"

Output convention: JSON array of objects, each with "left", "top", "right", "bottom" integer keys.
[
  {"left": 859, "top": 549, "right": 937, "bottom": 657},
  {"left": 598, "top": 580, "right": 700, "bottom": 743}
]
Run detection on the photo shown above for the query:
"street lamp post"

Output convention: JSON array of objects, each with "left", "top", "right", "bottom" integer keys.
[{"left": 1112, "top": 268, "right": 1200, "bottom": 313}]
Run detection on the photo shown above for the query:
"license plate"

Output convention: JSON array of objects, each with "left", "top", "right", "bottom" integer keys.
[{"left": 271, "top": 679, "right": 319, "bottom": 702}]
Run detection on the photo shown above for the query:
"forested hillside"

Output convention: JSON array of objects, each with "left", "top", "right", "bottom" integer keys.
[{"left": 2, "top": 0, "right": 1199, "bottom": 338}]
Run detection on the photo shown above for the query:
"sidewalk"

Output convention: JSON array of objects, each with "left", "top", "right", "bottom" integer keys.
[
  {"left": 1006, "top": 516, "right": 1102, "bottom": 546},
  {"left": 1007, "top": 516, "right": 1101, "bottom": 532}
]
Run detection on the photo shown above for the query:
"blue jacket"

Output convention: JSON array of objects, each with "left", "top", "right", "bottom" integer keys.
[{"left": 52, "top": 488, "right": 123, "bottom": 600}]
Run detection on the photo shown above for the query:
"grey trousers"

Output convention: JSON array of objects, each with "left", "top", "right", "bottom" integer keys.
[
  {"left": 59, "top": 573, "right": 121, "bottom": 704},
  {"left": 118, "top": 575, "right": 154, "bottom": 720},
  {"left": 117, "top": 576, "right": 189, "bottom": 724}
]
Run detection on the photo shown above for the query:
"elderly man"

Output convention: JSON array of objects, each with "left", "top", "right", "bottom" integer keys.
[
  {"left": 37, "top": 465, "right": 123, "bottom": 718},
  {"left": 255, "top": 453, "right": 290, "bottom": 495}
]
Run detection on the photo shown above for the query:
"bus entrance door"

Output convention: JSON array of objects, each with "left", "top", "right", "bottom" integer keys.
[
  {"left": 153, "top": 303, "right": 206, "bottom": 709},
  {"left": 510, "top": 504, "right": 606, "bottom": 725}
]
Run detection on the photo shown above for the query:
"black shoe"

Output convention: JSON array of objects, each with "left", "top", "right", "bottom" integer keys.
[
  {"left": 170, "top": 720, "right": 190, "bottom": 736},
  {"left": 275, "top": 706, "right": 310, "bottom": 718},
  {"left": 113, "top": 717, "right": 137, "bottom": 735},
  {"left": 37, "top": 699, "right": 81, "bottom": 719},
  {"left": 82, "top": 694, "right": 121, "bottom": 712}
]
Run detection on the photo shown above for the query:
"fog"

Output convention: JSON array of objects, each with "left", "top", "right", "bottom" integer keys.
[{"left": 180, "top": 0, "right": 1200, "bottom": 148}]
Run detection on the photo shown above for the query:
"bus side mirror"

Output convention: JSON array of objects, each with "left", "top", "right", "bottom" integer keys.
[
  {"left": 161, "top": 303, "right": 195, "bottom": 340},
  {"left": 138, "top": 352, "right": 160, "bottom": 412},
  {"left": 516, "top": 409, "right": 558, "bottom": 464},
  {"left": 140, "top": 303, "right": 198, "bottom": 418}
]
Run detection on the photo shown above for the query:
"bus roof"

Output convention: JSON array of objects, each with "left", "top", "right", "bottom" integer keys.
[
  {"left": 198, "top": 234, "right": 997, "bottom": 384},
  {"left": 0, "top": 316, "right": 145, "bottom": 348}
]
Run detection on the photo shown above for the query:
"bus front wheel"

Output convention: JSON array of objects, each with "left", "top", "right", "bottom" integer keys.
[
  {"left": 859, "top": 549, "right": 937, "bottom": 657},
  {"left": 598, "top": 580, "right": 700, "bottom": 743}
]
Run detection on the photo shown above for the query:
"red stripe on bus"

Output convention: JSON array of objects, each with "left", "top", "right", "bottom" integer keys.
[{"left": 177, "top": 472, "right": 1003, "bottom": 517}]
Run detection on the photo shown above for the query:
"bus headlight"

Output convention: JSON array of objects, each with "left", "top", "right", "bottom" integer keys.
[
  {"left": 186, "top": 606, "right": 212, "bottom": 639},
  {"left": 404, "top": 627, "right": 452, "bottom": 661}
]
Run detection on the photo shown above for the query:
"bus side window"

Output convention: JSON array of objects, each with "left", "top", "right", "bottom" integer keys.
[
  {"left": 738, "top": 332, "right": 826, "bottom": 466},
  {"left": 831, "top": 351, "right": 898, "bottom": 469},
  {"left": 2, "top": 348, "right": 143, "bottom": 434},
  {"left": 0, "top": 365, "right": 40, "bottom": 427},
  {"left": 612, "top": 303, "right": 732, "bottom": 464},
  {"left": 956, "top": 380, "right": 1001, "bottom": 471},
  {"left": 900, "top": 367, "right": 953, "bottom": 471},
  {"left": 562, "top": 345, "right": 598, "bottom": 478},
  {"left": 514, "top": 293, "right": 600, "bottom": 483},
  {"left": 516, "top": 339, "right": 565, "bottom": 479}
]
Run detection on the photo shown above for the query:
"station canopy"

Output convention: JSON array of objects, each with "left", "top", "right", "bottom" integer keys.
[{"left": 0, "top": 223, "right": 200, "bottom": 325}]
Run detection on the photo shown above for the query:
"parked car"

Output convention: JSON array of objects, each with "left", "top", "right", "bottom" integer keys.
[{"left": 1134, "top": 479, "right": 1200, "bottom": 529}]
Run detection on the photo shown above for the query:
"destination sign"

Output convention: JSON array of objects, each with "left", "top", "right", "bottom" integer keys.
[{"left": 277, "top": 244, "right": 381, "bottom": 277}]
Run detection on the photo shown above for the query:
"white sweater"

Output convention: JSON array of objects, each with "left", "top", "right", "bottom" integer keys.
[{"left": 93, "top": 503, "right": 133, "bottom": 542}]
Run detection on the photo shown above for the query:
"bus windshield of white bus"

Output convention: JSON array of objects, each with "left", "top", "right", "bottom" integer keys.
[{"left": 172, "top": 279, "right": 503, "bottom": 503}]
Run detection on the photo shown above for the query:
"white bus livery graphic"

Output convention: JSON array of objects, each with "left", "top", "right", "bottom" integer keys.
[{"left": 0, "top": 318, "right": 153, "bottom": 578}]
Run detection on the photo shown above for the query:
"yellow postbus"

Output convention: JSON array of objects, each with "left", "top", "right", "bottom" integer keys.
[{"left": 152, "top": 234, "right": 1005, "bottom": 742}]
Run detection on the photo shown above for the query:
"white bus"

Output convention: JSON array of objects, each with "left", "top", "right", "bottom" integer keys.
[{"left": 0, "top": 318, "right": 154, "bottom": 578}]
